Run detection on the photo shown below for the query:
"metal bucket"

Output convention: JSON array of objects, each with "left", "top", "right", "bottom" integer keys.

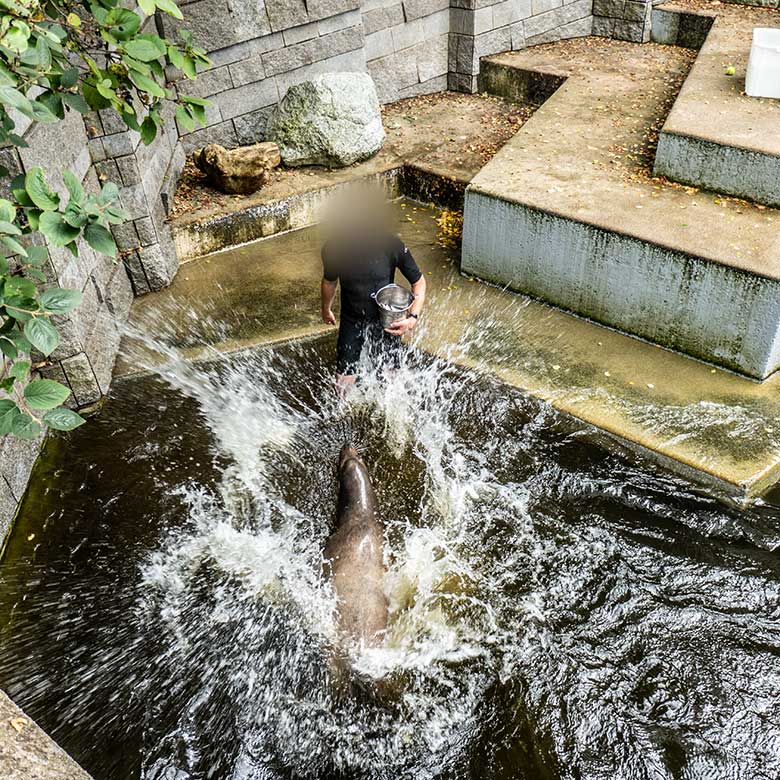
[{"left": 371, "top": 283, "right": 415, "bottom": 329}]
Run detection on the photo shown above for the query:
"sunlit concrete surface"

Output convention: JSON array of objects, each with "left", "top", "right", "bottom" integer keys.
[
  {"left": 119, "top": 201, "right": 780, "bottom": 499},
  {"left": 463, "top": 38, "right": 780, "bottom": 379},
  {"left": 653, "top": 0, "right": 780, "bottom": 207}
]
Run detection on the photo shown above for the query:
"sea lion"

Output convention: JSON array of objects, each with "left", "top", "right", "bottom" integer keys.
[{"left": 323, "top": 444, "right": 388, "bottom": 648}]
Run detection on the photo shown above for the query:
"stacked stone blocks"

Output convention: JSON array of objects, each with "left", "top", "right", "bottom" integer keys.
[
  {"left": 592, "top": 0, "right": 652, "bottom": 42},
  {"left": 448, "top": 0, "right": 593, "bottom": 92}
]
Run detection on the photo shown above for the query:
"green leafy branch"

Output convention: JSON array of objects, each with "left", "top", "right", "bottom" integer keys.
[
  {"left": 0, "top": 165, "right": 128, "bottom": 438},
  {"left": 0, "top": 0, "right": 211, "bottom": 147},
  {"left": 0, "top": 0, "right": 208, "bottom": 438}
]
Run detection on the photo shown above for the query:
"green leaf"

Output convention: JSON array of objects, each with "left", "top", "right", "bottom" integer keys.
[
  {"left": 62, "top": 92, "right": 90, "bottom": 113},
  {"left": 105, "top": 8, "right": 141, "bottom": 40},
  {"left": 11, "top": 412, "right": 42, "bottom": 439},
  {"left": 155, "top": 0, "right": 184, "bottom": 19},
  {"left": 43, "top": 407, "right": 85, "bottom": 431},
  {"left": 180, "top": 94, "right": 210, "bottom": 107},
  {"left": 25, "top": 167, "right": 60, "bottom": 210},
  {"left": 24, "top": 378, "right": 70, "bottom": 409},
  {"left": 62, "top": 204, "right": 87, "bottom": 228},
  {"left": 24, "top": 246, "right": 48, "bottom": 266},
  {"left": 0, "top": 198, "right": 15, "bottom": 222},
  {"left": 24, "top": 316, "right": 59, "bottom": 356},
  {"left": 175, "top": 105, "right": 194, "bottom": 133},
  {"left": 35, "top": 90, "right": 64, "bottom": 120},
  {"left": 181, "top": 56, "right": 197, "bottom": 80},
  {"left": 128, "top": 70, "right": 166, "bottom": 99},
  {"left": 0, "top": 338, "right": 17, "bottom": 359},
  {"left": 125, "top": 36, "right": 167, "bottom": 62},
  {"left": 0, "top": 87, "right": 34, "bottom": 118},
  {"left": 84, "top": 223, "right": 116, "bottom": 257},
  {"left": 4, "top": 297, "right": 37, "bottom": 321},
  {"left": 0, "top": 220, "right": 21, "bottom": 235},
  {"left": 9, "top": 359, "right": 29, "bottom": 380},
  {"left": 39, "top": 211, "right": 80, "bottom": 246},
  {"left": 100, "top": 181, "right": 120, "bottom": 203},
  {"left": 82, "top": 82, "right": 111, "bottom": 110},
  {"left": 96, "top": 79, "right": 117, "bottom": 102},
  {"left": 123, "top": 55, "right": 151, "bottom": 75},
  {"left": 62, "top": 170, "right": 85, "bottom": 204},
  {"left": 0, "top": 400, "right": 19, "bottom": 434},
  {"left": 61, "top": 67, "right": 79, "bottom": 88},
  {"left": 5, "top": 277, "right": 37, "bottom": 298},
  {"left": 35, "top": 35, "right": 51, "bottom": 69},
  {"left": 2, "top": 20, "right": 31, "bottom": 55},
  {"left": 8, "top": 331, "right": 31, "bottom": 353},
  {"left": 1, "top": 235, "right": 27, "bottom": 256},
  {"left": 140, "top": 116, "right": 157, "bottom": 145},
  {"left": 167, "top": 46, "right": 185, "bottom": 70},
  {"left": 138, "top": 0, "right": 156, "bottom": 14},
  {"left": 31, "top": 99, "right": 58, "bottom": 123},
  {"left": 39, "top": 287, "right": 82, "bottom": 313}
]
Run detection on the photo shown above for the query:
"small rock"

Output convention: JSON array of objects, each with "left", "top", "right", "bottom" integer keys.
[
  {"left": 193, "top": 142, "right": 281, "bottom": 195},
  {"left": 266, "top": 72, "right": 385, "bottom": 168}
]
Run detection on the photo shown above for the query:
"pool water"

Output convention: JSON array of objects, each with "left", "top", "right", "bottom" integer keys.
[{"left": 0, "top": 333, "right": 778, "bottom": 780}]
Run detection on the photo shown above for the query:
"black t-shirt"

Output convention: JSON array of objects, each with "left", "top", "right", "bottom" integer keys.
[{"left": 322, "top": 234, "right": 422, "bottom": 322}]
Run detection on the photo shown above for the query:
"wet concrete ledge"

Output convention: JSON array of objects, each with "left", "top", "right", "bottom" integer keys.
[
  {"left": 652, "top": 2, "right": 780, "bottom": 206},
  {"left": 122, "top": 200, "right": 780, "bottom": 501},
  {"left": 0, "top": 690, "right": 93, "bottom": 779},
  {"left": 465, "top": 37, "right": 780, "bottom": 379}
]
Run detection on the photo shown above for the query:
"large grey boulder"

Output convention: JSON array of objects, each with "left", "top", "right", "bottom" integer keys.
[{"left": 265, "top": 72, "right": 385, "bottom": 168}]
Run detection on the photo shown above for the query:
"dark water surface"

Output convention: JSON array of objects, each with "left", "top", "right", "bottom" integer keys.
[{"left": 0, "top": 335, "right": 778, "bottom": 780}]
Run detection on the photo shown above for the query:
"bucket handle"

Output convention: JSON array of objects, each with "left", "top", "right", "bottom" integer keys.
[{"left": 370, "top": 291, "right": 417, "bottom": 300}]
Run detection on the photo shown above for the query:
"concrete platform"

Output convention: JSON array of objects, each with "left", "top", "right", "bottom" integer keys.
[
  {"left": 169, "top": 92, "right": 532, "bottom": 261},
  {"left": 652, "top": 0, "right": 780, "bottom": 206},
  {"left": 464, "top": 37, "right": 780, "bottom": 379},
  {"left": 0, "top": 690, "right": 93, "bottom": 779},
  {"left": 119, "top": 201, "right": 780, "bottom": 500}
]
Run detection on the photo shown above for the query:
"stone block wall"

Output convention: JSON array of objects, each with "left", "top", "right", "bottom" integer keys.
[
  {"left": 85, "top": 104, "right": 184, "bottom": 295},
  {"left": 167, "top": 0, "right": 597, "bottom": 149},
  {"left": 0, "top": 110, "right": 139, "bottom": 542},
  {"left": 592, "top": 0, "right": 653, "bottom": 42},
  {"left": 364, "top": 0, "right": 451, "bottom": 102},
  {"left": 449, "top": 0, "right": 592, "bottom": 92},
  {"left": 162, "top": 0, "right": 369, "bottom": 151}
]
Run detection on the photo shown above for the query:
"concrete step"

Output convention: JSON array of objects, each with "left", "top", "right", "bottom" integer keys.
[
  {"left": 652, "top": 1, "right": 780, "bottom": 207},
  {"left": 465, "top": 36, "right": 780, "bottom": 379}
]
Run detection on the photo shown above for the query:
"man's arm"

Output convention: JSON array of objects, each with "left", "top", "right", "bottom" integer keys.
[
  {"left": 321, "top": 278, "right": 338, "bottom": 325},
  {"left": 386, "top": 274, "right": 426, "bottom": 336}
]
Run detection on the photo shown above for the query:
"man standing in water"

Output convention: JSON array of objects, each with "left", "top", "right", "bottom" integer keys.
[{"left": 320, "top": 201, "right": 427, "bottom": 389}]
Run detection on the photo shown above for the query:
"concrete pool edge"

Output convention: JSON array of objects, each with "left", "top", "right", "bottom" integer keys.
[
  {"left": 120, "top": 322, "right": 780, "bottom": 502},
  {"left": 0, "top": 690, "right": 94, "bottom": 780}
]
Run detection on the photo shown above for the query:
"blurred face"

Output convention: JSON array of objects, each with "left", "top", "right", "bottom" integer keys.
[{"left": 321, "top": 183, "right": 395, "bottom": 248}]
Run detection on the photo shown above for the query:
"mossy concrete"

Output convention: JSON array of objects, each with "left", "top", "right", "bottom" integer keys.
[{"left": 119, "top": 201, "right": 780, "bottom": 499}]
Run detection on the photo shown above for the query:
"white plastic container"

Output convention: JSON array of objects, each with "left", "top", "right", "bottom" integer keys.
[{"left": 745, "top": 27, "right": 780, "bottom": 99}]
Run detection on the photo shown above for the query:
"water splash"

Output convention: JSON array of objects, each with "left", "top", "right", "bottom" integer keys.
[{"left": 1, "top": 318, "right": 779, "bottom": 780}]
